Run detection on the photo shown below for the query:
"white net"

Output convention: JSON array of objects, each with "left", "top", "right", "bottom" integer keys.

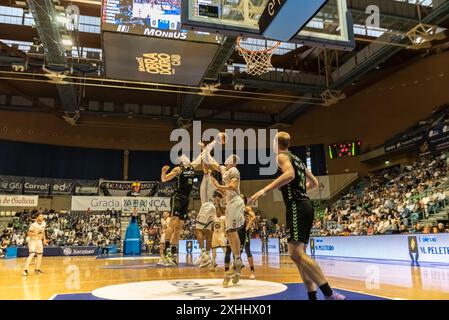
[{"left": 236, "top": 37, "right": 281, "bottom": 76}]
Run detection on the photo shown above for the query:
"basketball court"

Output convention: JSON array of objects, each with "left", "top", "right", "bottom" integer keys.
[
  {"left": 2, "top": 253, "right": 449, "bottom": 300},
  {"left": 0, "top": 0, "right": 449, "bottom": 307}
]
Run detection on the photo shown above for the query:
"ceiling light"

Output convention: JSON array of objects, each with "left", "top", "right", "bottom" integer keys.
[{"left": 62, "top": 38, "right": 73, "bottom": 46}]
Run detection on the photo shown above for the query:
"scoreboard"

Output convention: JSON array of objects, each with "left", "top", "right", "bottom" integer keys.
[
  {"left": 328, "top": 141, "right": 361, "bottom": 159},
  {"left": 101, "top": 0, "right": 220, "bottom": 43}
]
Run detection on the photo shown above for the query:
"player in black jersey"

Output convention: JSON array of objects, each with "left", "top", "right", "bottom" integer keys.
[
  {"left": 241, "top": 194, "right": 256, "bottom": 279},
  {"left": 161, "top": 154, "right": 197, "bottom": 266},
  {"left": 250, "top": 132, "right": 345, "bottom": 300}
]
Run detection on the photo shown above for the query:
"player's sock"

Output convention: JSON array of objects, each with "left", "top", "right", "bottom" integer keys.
[
  {"left": 165, "top": 241, "right": 170, "bottom": 254},
  {"left": 319, "top": 283, "right": 333, "bottom": 297},
  {"left": 307, "top": 291, "right": 318, "bottom": 301}
]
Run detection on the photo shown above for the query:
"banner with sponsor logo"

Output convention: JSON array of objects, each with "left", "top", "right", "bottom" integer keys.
[
  {"left": 51, "top": 179, "right": 76, "bottom": 195},
  {"left": 73, "top": 180, "right": 98, "bottom": 196},
  {"left": 0, "top": 175, "right": 23, "bottom": 194},
  {"left": 99, "top": 179, "right": 159, "bottom": 197},
  {"left": 16, "top": 246, "right": 99, "bottom": 257},
  {"left": 121, "top": 197, "right": 171, "bottom": 213},
  {"left": 428, "top": 123, "right": 449, "bottom": 153},
  {"left": 307, "top": 234, "right": 449, "bottom": 264},
  {"left": 61, "top": 246, "right": 99, "bottom": 256},
  {"left": 0, "top": 195, "right": 38, "bottom": 207},
  {"left": 71, "top": 196, "right": 122, "bottom": 211},
  {"left": 384, "top": 132, "right": 425, "bottom": 153},
  {"left": 23, "top": 177, "right": 51, "bottom": 195},
  {"left": 0, "top": 176, "right": 98, "bottom": 196},
  {"left": 71, "top": 196, "right": 171, "bottom": 212},
  {"left": 178, "top": 239, "right": 279, "bottom": 254}
]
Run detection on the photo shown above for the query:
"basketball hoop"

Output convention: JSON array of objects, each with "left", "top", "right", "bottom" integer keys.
[{"left": 236, "top": 37, "right": 281, "bottom": 76}]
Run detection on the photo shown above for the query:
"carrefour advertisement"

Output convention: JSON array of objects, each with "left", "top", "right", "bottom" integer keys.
[{"left": 307, "top": 234, "right": 449, "bottom": 264}]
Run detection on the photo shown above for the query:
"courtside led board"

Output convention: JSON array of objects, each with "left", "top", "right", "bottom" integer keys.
[
  {"left": 259, "top": 0, "right": 330, "bottom": 42},
  {"left": 181, "top": 0, "right": 355, "bottom": 50}
]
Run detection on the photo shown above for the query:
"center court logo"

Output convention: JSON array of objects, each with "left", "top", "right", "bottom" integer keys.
[
  {"left": 136, "top": 53, "right": 181, "bottom": 75},
  {"left": 91, "top": 279, "right": 287, "bottom": 300}
]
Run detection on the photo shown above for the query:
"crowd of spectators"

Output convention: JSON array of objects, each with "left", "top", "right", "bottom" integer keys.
[
  {"left": 0, "top": 208, "right": 122, "bottom": 249},
  {"left": 3, "top": 153, "right": 448, "bottom": 257},
  {"left": 311, "top": 153, "right": 449, "bottom": 237}
]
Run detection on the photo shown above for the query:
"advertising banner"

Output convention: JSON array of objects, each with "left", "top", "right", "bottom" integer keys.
[
  {"left": 71, "top": 196, "right": 122, "bottom": 211},
  {"left": 103, "top": 31, "right": 219, "bottom": 86},
  {"left": 71, "top": 196, "right": 171, "bottom": 212},
  {"left": 0, "top": 175, "right": 23, "bottom": 194},
  {"left": 178, "top": 238, "right": 280, "bottom": 254},
  {"left": 23, "top": 177, "right": 51, "bottom": 195},
  {"left": 99, "top": 179, "right": 159, "bottom": 197},
  {"left": 74, "top": 180, "right": 98, "bottom": 195},
  {"left": 51, "top": 179, "right": 76, "bottom": 195},
  {"left": 0, "top": 195, "right": 38, "bottom": 207},
  {"left": 307, "top": 234, "right": 449, "bottom": 264}
]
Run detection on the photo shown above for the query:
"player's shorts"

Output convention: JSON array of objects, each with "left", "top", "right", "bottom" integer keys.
[
  {"left": 285, "top": 199, "right": 315, "bottom": 244},
  {"left": 225, "top": 196, "right": 245, "bottom": 232},
  {"left": 28, "top": 239, "right": 43, "bottom": 254},
  {"left": 212, "top": 233, "right": 226, "bottom": 249},
  {"left": 237, "top": 225, "right": 247, "bottom": 246},
  {"left": 170, "top": 194, "right": 189, "bottom": 221},
  {"left": 195, "top": 202, "right": 216, "bottom": 231}
]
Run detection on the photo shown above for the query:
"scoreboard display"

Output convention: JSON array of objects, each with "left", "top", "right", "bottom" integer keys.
[
  {"left": 101, "top": 0, "right": 219, "bottom": 43},
  {"left": 328, "top": 141, "right": 361, "bottom": 159}
]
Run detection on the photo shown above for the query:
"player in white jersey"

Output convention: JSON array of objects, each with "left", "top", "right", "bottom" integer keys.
[
  {"left": 193, "top": 140, "right": 220, "bottom": 268},
  {"left": 23, "top": 213, "right": 47, "bottom": 276},
  {"left": 209, "top": 153, "right": 245, "bottom": 287},
  {"left": 210, "top": 191, "right": 226, "bottom": 271},
  {"left": 157, "top": 211, "right": 171, "bottom": 265}
]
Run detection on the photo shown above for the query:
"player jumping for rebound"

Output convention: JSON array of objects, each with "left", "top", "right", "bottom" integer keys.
[
  {"left": 241, "top": 194, "right": 257, "bottom": 279},
  {"left": 250, "top": 132, "right": 345, "bottom": 300},
  {"left": 209, "top": 153, "right": 245, "bottom": 287},
  {"left": 193, "top": 140, "right": 220, "bottom": 268},
  {"left": 23, "top": 213, "right": 47, "bottom": 276},
  {"left": 210, "top": 191, "right": 227, "bottom": 271},
  {"left": 157, "top": 211, "right": 171, "bottom": 265},
  {"left": 160, "top": 155, "right": 197, "bottom": 266}
]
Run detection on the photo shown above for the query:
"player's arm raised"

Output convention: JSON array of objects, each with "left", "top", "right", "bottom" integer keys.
[
  {"left": 210, "top": 175, "right": 239, "bottom": 193},
  {"left": 249, "top": 153, "right": 295, "bottom": 203},
  {"left": 246, "top": 206, "right": 256, "bottom": 230},
  {"left": 161, "top": 166, "right": 181, "bottom": 183}
]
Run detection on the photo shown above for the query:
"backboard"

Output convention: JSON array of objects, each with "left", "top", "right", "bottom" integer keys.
[{"left": 181, "top": 0, "right": 355, "bottom": 50}]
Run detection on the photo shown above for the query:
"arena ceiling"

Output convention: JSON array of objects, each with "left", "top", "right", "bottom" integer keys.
[{"left": 0, "top": 0, "right": 448, "bottom": 128}]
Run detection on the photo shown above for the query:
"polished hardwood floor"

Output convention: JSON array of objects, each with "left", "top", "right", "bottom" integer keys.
[{"left": 1, "top": 253, "right": 449, "bottom": 300}]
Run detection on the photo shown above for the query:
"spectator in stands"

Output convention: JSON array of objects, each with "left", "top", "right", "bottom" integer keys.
[
  {"left": 313, "top": 154, "right": 448, "bottom": 236},
  {"left": 437, "top": 223, "right": 447, "bottom": 233},
  {"left": 0, "top": 239, "right": 7, "bottom": 258}
]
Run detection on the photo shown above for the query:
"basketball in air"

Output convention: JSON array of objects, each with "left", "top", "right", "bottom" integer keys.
[{"left": 217, "top": 132, "right": 227, "bottom": 144}]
